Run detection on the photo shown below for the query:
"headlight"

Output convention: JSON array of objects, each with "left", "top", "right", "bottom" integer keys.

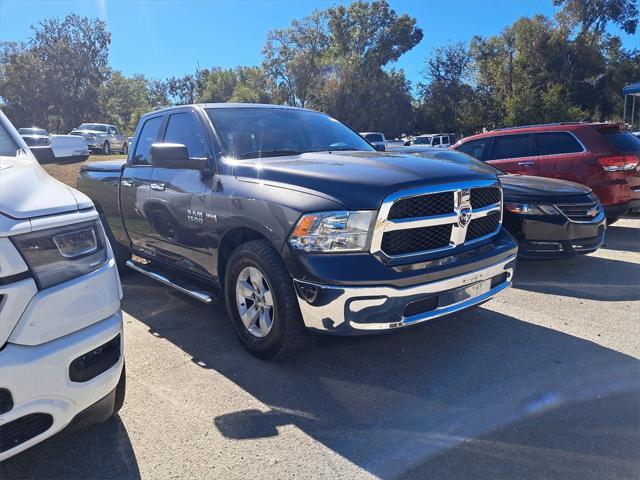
[
  {"left": 12, "top": 220, "right": 108, "bottom": 289},
  {"left": 504, "top": 202, "right": 558, "bottom": 215},
  {"left": 289, "top": 211, "right": 375, "bottom": 252}
]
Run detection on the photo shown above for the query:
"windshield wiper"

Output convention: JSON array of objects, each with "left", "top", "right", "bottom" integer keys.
[{"left": 238, "top": 149, "right": 302, "bottom": 159}]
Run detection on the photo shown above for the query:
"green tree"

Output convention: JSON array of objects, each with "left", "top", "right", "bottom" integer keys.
[
  {"left": 0, "top": 14, "right": 111, "bottom": 132},
  {"left": 554, "top": 0, "right": 638, "bottom": 37},
  {"left": 99, "top": 71, "right": 170, "bottom": 135},
  {"left": 262, "top": 0, "right": 422, "bottom": 136},
  {"left": 416, "top": 42, "right": 474, "bottom": 134},
  {"left": 263, "top": 11, "right": 327, "bottom": 107}
]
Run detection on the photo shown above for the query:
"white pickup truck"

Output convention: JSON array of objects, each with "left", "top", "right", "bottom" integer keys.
[{"left": 0, "top": 111, "right": 125, "bottom": 461}]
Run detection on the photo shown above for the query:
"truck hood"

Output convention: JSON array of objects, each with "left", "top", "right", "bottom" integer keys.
[
  {"left": 500, "top": 174, "right": 592, "bottom": 200},
  {"left": 0, "top": 156, "right": 87, "bottom": 219},
  {"left": 231, "top": 150, "right": 498, "bottom": 209}
]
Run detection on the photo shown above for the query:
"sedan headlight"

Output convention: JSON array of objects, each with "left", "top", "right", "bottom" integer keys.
[
  {"left": 504, "top": 202, "right": 558, "bottom": 215},
  {"left": 289, "top": 211, "right": 375, "bottom": 252},
  {"left": 12, "top": 220, "right": 108, "bottom": 289}
]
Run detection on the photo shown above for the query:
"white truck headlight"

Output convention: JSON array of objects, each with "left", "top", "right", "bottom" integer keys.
[
  {"left": 289, "top": 211, "right": 375, "bottom": 252},
  {"left": 12, "top": 220, "right": 108, "bottom": 289}
]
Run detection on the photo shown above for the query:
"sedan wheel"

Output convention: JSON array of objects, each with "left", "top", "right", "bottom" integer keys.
[{"left": 235, "top": 266, "right": 274, "bottom": 338}]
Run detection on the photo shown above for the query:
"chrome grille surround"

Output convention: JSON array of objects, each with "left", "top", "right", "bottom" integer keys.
[{"left": 371, "top": 180, "right": 503, "bottom": 260}]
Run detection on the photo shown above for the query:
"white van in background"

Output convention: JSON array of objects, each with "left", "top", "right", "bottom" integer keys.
[{"left": 0, "top": 110, "right": 124, "bottom": 462}]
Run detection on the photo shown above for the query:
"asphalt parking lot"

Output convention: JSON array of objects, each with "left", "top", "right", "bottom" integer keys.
[{"left": 2, "top": 218, "right": 639, "bottom": 480}]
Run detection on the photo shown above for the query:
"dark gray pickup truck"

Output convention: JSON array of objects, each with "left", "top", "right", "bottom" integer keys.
[{"left": 77, "top": 104, "right": 518, "bottom": 358}]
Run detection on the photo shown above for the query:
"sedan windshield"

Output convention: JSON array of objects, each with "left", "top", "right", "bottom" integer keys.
[
  {"left": 206, "top": 107, "right": 374, "bottom": 159},
  {"left": 78, "top": 123, "right": 107, "bottom": 132},
  {"left": 18, "top": 128, "right": 48, "bottom": 136}
]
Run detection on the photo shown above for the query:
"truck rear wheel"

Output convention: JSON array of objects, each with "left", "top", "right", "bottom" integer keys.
[{"left": 224, "top": 240, "right": 308, "bottom": 359}]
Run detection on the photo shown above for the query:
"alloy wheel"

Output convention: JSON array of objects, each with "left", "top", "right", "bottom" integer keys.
[{"left": 235, "top": 266, "right": 274, "bottom": 338}]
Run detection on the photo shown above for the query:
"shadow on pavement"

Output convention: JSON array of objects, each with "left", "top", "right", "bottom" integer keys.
[
  {"left": 117, "top": 274, "right": 640, "bottom": 479},
  {"left": 602, "top": 224, "right": 640, "bottom": 253},
  {"left": 0, "top": 415, "right": 140, "bottom": 480},
  {"left": 399, "top": 390, "right": 640, "bottom": 480},
  {"left": 512, "top": 226, "right": 640, "bottom": 301}
]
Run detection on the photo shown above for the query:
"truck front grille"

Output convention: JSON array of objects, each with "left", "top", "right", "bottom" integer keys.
[
  {"left": 371, "top": 181, "right": 503, "bottom": 259},
  {"left": 470, "top": 187, "right": 501, "bottom": 209},
  {"left": 466, "top": 212, "right": 501, "bottom": 241},
  {"left": 388, "top": 192, "right": 454, "bottom": 219},
  {"left": 381, "top": 224, "right": 452, "bottom": 255}
]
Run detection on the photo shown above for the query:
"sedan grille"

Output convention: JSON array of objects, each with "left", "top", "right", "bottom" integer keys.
[
  {"left": 372, "top": 181, "right": 503, "bottom": 259},
  {"left": 555, "top": 202, "right": 602, "bottom": 222}
]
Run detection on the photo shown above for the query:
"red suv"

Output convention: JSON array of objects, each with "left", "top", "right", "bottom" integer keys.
[{"left": 452, "top": 123, "right": 640, "bottom": 223}]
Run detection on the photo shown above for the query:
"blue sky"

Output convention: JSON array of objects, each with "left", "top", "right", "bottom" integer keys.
[{"left": 1, "top": 0, "right": 638, "bottom": 86}]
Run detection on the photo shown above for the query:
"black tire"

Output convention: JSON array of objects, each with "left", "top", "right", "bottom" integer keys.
[
  {"left": 606, "top": 216, "right": 621, "bottom": 225},
  {"left": 103, "top": 141, "right": 111, "bottom": 155},
  {"left": 100, "top": 213, "right": 131, "bottom": 275},
  {"left": 224, "top": 240, "right": 308, "bottom": 359},
  {"left": 112, "top": 364, "right": 126, "bottom": 415},
  {"left": 122, "top": 143, "right": 128, "bottom": 155}
]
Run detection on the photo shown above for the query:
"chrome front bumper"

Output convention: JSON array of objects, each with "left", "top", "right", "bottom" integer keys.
[{"left": 294, "top": 254, "right": 516, "bottom": 333}]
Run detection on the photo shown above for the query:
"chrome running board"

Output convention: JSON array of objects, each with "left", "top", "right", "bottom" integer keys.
[{"left": 126, "top": 259, "right": 215, "bottom": 304}]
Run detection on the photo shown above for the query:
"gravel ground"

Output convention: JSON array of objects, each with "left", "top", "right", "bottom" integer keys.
[{"left": 1, "top": 209, "right": 638, "bottom": 479}]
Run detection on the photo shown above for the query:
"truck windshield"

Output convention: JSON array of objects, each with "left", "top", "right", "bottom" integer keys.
[
  {"left": 78, "top": 124, "right": 107, "bottom": 132},
  {"left": 413, "top": 137, "right": 432, "bottom": 145},
  {"left": 206, "top": 107, "right": 375, "bottom": 159}
]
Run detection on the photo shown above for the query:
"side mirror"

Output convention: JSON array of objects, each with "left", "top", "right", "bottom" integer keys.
[
  {"left": 374, "top": 143, "right": 386, "bottom": 152},
  {"left": 149, "top": 143, "right": 208, "bottom": 170}
]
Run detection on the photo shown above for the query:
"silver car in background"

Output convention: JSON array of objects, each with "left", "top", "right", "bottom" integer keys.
[{"left": 70, "top": 123, "right": 128, "bottom": 155}]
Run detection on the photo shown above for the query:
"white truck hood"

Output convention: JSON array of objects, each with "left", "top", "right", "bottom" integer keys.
[{"left": 0, "top": 155, "right": 92, "bottom": 219}]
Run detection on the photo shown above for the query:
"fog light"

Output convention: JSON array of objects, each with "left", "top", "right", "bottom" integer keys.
[{"left": 69, "top": 335, "right": 121, "bottom": 382}]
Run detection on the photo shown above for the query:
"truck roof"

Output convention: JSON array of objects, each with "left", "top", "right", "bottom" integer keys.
[{"left": 145, "top": 103, "right": 312, "bottom": 116}]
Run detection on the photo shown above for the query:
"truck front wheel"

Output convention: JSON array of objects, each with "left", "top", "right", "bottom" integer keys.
[{"left": 225, "top": 240, "right": 308, "bottom": 359}]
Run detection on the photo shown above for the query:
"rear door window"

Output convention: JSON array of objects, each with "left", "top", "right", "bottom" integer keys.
[
  {"left": 163, "top": 113, "right": 207, "bottom": 158},
  {"left": 456, "top": 138, "right": 490, "bottom": 160},
  {"left": 598, "top": 128, "right": 640, "bottom": 153},
  {"left": 489, "top": 134, "right": 532, "bottom": 160},
  {"left": 132, "top": 116, "right": 163, "bottom": 165},
  {"left": 535, "top": 132, "right": 583, "bottom": 155}
]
